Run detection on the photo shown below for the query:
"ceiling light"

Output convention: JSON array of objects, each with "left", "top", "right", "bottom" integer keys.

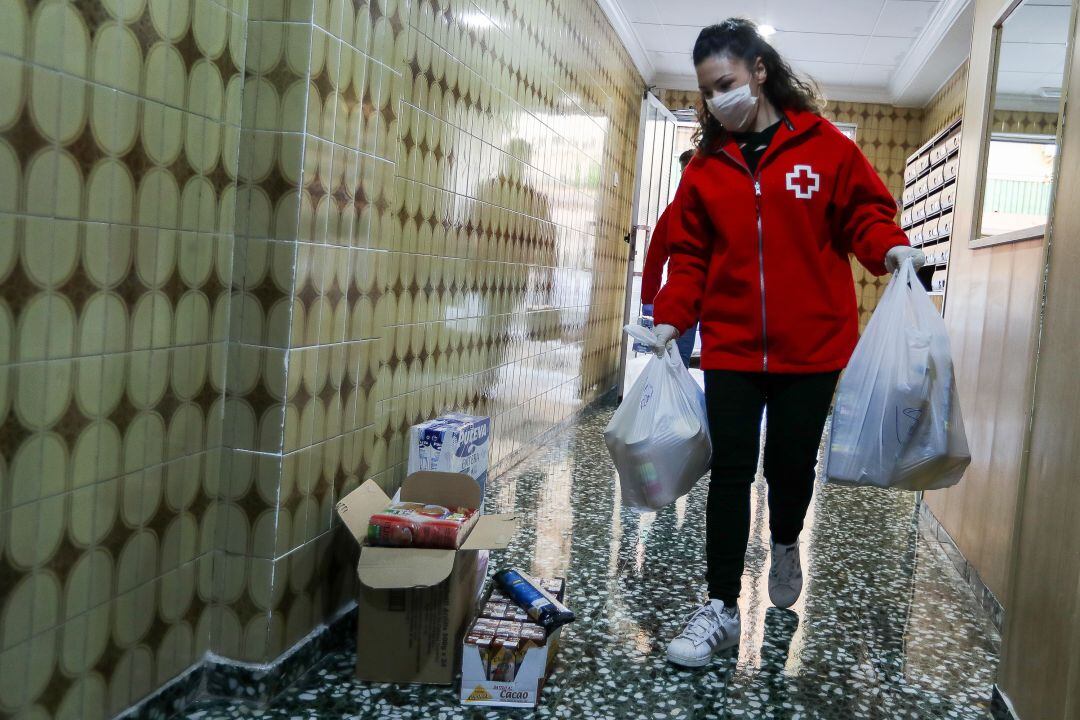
[{"left": 758, "top": 24, "right": 776, "bottom": 38}]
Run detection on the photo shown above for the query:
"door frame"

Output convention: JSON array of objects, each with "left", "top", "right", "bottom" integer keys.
[{"left": 616, "top": 91, "right": 680, "bottom": 401}]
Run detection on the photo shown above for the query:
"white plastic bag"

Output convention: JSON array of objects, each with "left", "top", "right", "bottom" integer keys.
[
  {"left": 826, "top": 259, "right": 970, "bottom": 490},
  {"left": 605, "top": 325, "right": 712, "bottom": 510}
]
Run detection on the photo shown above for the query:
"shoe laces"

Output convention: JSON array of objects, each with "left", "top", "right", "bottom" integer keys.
[{"left": 681, "top": 603, "right": 731, "bottom": 642}]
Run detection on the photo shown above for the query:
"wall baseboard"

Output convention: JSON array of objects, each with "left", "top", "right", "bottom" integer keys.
[
  {"left": 202, "top": 604, "right": 359, "bottom": 705},
  {"left": 917, "top": 501, "right": 1005, "bottom": 634},
  {"left": 116, "top": 661, "right": 205, "bottom": 720},
  {"left": 116, "top": 606, "right": 358, "bottom": 720}
]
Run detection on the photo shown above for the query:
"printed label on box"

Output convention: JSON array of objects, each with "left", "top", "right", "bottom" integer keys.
[
  {"left": 459, "top": 578, "right": 565, "bottom": 708},
  {"left": 408, "top": 414, "right": 491, "bottom": 508},
  {"left": 459, "top": 636, "right": 556, "bottom": 708},
  {"left": 461, "top": 680, "right": 539, "bottom": 707}
]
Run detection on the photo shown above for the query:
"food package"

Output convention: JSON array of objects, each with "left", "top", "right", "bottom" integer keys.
[
  {"left": 408, "top": 414, "right": 491, "bottom": 508},
  {"left": 366, "top": 501, "right": 479, "bottom": 549},
  {"left": 493, "top": 568, "right": 575, "bottom": 632},
  {"left": 464, "top": 618, "right": 548, "bottom": 682},
  {"left": 489, "top": 577, "right": 565, "bottom": 604},
  {"left": 480, "top": 600, "right": 531, "bottom": 623}
]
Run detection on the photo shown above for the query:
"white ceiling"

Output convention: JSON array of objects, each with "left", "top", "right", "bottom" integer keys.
[
  {"left": 598, "top": 0, "right": 978, "bottom": 106},
  {"left": 995, "top": 0, "right": 1071, "bottom": 108}
]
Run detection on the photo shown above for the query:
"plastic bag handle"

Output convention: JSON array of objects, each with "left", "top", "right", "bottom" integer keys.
[
  {"left": 624, "top": 323, "right": 681, "bottom": 360},
  {"left": 896, "top": 256, "right": 919, "bottom": 288},
  {"left": 624, "top": 323, "right": 656, "bottom": 346}
]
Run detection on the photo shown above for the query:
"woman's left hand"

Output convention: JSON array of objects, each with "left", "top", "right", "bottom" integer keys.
[
  {"left": 885, "top": 246, "right": 926, "bottom": 273},
  {"left": 651, "top": 324, "right": 680, "bottom": 357}
]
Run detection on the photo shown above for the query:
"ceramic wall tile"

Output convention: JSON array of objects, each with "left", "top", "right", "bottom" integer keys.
[
  {"left": 4, "top": 0, "right": 641, "bottom": 713},
  {"left": 0, "top": 0, "right": 250, "bottom": 715}
]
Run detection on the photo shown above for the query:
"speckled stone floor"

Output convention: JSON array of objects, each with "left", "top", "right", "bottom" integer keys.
[{"left": 176, "top": 399, "right": 999, "bottom": 719}]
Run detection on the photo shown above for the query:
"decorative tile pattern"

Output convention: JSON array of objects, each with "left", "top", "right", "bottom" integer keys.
[
  {"left": 989, "top": 109, "right": 1059, "bottom": 136},
  {"left": 198, "top": 604, "right": 357, "bottom": 705},
  {"left": 172, "top": 400, "right": 1000, "bottom": 719},
  {"left": 2, "top": 0, "right": 644, "bottom": 716},
  {"left": 116, "top": 664, "right": 206, "bottom": 720},
  {"left": 924, "top": 62, "right": 968, "bottom": 139},
  {"left": 0, "top": 1, "right": 246, "bottom": 717},
  {"left": 825, "top": 101, "right": 924, "bottom": 330},
  {"left": 211, "top": 0, "right": 644, "bottom": 675}
]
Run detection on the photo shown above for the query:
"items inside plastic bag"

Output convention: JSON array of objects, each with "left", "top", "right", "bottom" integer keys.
[
  {"left": 826, "top": 258, "right": 970, "bottom": 490},
  {"left": 605, "top": 325, "right": 712, "bottom": 510}
]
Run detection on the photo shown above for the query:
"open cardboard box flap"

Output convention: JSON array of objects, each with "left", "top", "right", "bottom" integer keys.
[
  {"left": 459, "top": 513, "right": 517, "bottom": 550},
  {"left": 356, "top": 546, "right": 458, "bottom": 588},
  {"left": 336, "top": 474, "right": 518, "bottom": 589},
  {"left": 399, "top": 471, "right": 481, "bottom": 508},
  {"left": 335, "top": 479, "right": 391, "bottom": 543}
]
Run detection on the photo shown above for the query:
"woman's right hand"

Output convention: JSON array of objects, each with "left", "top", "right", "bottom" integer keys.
[{"left": 652, "top": 324, "right": 679, "bottom": 357}]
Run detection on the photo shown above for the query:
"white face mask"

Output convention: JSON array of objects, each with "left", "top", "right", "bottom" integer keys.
[{"left": 706, "top": 83, "right": 759, "bottom": 132}]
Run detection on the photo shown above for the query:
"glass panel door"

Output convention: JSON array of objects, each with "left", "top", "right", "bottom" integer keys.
[{"left": 617, "top": 94, "right": 680, "bottom": 399}]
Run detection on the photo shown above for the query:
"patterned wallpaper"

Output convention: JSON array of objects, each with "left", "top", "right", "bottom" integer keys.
[
  {"left": 659, "top": 88, "right": 698, "bottom": 115},
  {"left": 825, "top": 101, "right": 924, "bottom": 328},
  {"left": 924, "top": 61, "right": 968, "bottom": 139},
  {"left": 990, "top": 109, "right": 1060, "bottom": 135},
  {"left": 0, "top": 0, "right": 642, "bottom": 717}
]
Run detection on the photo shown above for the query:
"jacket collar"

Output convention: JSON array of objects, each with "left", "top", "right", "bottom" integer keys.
[{"left": 716, "top": 109, "right": 823, "bottom": 174}]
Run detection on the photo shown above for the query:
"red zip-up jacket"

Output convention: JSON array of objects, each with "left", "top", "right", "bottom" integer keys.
[
  {"left": 640, "top": 206, "right": 672, "bottom": 306},
  {"left": 653, "top": 110, "right": 909, "bottom": 374}
]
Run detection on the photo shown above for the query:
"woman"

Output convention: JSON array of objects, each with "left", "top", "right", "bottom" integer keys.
[{"left": 652, "top": 19, "right": 924, "bottom": 668}]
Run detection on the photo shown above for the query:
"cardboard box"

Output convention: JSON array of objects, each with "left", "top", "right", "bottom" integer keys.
[
  {"left": 459, "top": 627, "right": 561, "bottom": 707},
  {"left": 335, "top": 472, "right": 518, "bottom": 685},
  {"left": 407, "top": 414, "right": 491, "bottom": 507},
  {"left": 459, "top": 580, "right": 567, "bottom": 708}
]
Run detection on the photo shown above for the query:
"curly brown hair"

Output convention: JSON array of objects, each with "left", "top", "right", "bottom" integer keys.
[{"left": 692, "top": 18, "right": 825, "bottom": 152}]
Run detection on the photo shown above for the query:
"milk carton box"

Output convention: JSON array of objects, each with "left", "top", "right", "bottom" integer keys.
[{"left": 408, "top": 414, "right": 492, "bottom": 509}]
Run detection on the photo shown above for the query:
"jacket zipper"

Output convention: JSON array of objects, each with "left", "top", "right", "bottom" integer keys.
[
  {"left": 719, "top": 116, "right": 798, "bottom": 373},
  {"left": 754, "top": 180, "right": 768, "bottom": 372},
  {"left": 720, "top": 148, "right": 769, "bottom": 372}
]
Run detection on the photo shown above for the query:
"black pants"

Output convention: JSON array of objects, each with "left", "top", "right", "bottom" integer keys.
[{"left": 704, "top": 370, "right": 840, "bottom": 605}]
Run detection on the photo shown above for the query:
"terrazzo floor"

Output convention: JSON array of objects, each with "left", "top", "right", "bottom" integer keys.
[{"left": 177, "top": 398, "right": 1000, "bottom": 719}]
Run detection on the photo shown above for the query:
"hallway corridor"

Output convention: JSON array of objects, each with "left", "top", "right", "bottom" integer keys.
[{"left": 178, "top": 399, "right": 999, "bottom": 720}]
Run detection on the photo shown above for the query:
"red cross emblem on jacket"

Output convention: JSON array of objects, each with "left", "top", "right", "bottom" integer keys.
[{"left": 786, "top": 164, "right": 820, "bottom": 199}]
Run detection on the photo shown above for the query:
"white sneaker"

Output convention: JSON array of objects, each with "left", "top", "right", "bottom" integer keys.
[
  {"left": 769, "top": 540, "right": 803, "bottom": 609},
  {"left": 666, "top": 600, "right": 741, "bottom": 667}
]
